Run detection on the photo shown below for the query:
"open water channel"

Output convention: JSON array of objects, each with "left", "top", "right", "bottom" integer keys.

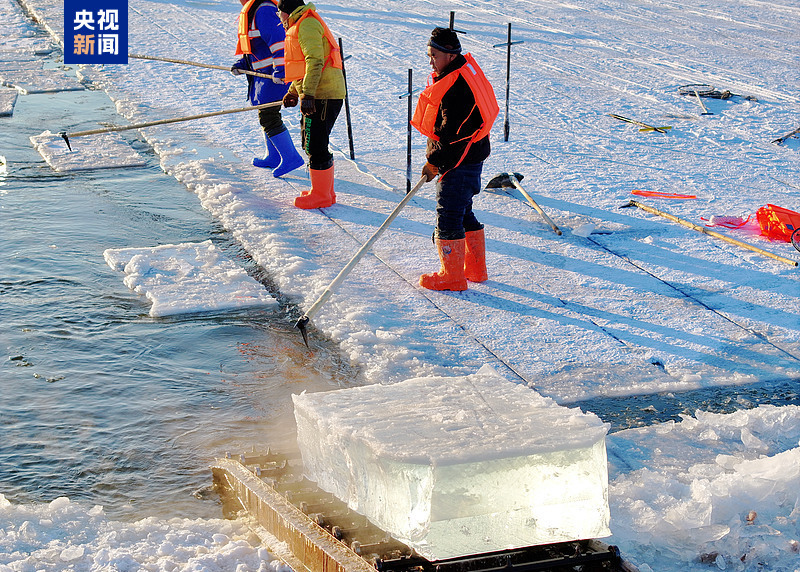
[{"left": 0, "top": 77, "right": 357, "bottom": 522}]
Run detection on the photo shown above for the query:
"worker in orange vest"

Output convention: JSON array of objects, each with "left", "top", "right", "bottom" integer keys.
[
  {"left": 232, "top": 0, "right": 304, "bottom": 177},
  {"left": 411, "top": 27, "right": 498, "bottom": 291},
  {"left": 277, "top": 0, "right": 346, "bottom": 209}
]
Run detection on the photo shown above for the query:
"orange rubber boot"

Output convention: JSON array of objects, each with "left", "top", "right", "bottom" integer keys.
[
  {"left": 294, "top": 165, "right": 335, "bottom": 209},
  {"left": 419, "top": 238, "right": 468, "bottom": 291},
  {"left": 464, "top": 228, "right": 488, "bottom": 282}
]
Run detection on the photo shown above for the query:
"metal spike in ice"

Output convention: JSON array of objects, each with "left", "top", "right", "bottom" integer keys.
[{"left": 292, "top": 365, "right": 611, "bottom": 560}]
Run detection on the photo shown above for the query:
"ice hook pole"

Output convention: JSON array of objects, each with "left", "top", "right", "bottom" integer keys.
[
  {"left": 295, "top": 176, "right": 428, "bottom": 346},
  {"left": 58, "top": 101, "right": 282, "bottom": 150},
  {"left": 620, "top": 200, "right": 798, "bottom": 267},
  {"left": 128, "top": 53, "right": 274, "bottom": 79}
]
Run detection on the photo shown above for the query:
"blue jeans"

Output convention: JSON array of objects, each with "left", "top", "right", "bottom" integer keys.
[{"left": 435, "top": 161, "right": 484, "bottom": 240}]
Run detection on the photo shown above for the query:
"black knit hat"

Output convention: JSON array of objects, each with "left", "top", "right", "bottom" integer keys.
[
  {"left": 428, "top": 27, "right": 461, "bottom": 54},
  {"left": 277, "top": 0, "right": 304, "bottom": 14}
]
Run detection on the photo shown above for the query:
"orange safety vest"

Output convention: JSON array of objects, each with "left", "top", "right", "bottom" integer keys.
[
  {"left": 283, "top": 9, "right": 342, "bottom": 82},
  {"left": 235, "top": 0, "right": 278, "bottom": 55},
  {"left": 411, "top": 53, "right": 498, "bottom": 143}
]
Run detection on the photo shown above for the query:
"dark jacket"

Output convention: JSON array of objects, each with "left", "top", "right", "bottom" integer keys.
[{"left": 425, "top": 54, "right": 491, "bottom": 172}]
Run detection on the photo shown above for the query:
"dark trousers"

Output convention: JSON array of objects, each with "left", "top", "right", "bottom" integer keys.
[
  {"left": 300, "top": 99, "right": 343, "bottom": 170},
  {"left": 258, "top": 106, "right": 286, "bottom": 137},
  {"left": 435, "top": 161, "right": 484, "bottom": 240}
]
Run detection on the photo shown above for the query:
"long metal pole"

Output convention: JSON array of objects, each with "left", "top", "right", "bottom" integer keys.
[
  {"left": 504, "top": 23, "right": 511, "bottom": 142},
  {"left": 623, "top": 200, "right": 798, "bottom": 267},
  {"left": 492, "top": 24, "right": 522, "bottom": 142},
  {"left": 129, "top": 53, "right": 274, "bottom": 79},
  {"left": 406, "top": 68, "right": 413, "bottom": 194},
  {"left": 295, "top": 176, "right": 428, "bottom": 345},
  {"left": 338, "top": 38, "right": 356, "bottom": 160}
]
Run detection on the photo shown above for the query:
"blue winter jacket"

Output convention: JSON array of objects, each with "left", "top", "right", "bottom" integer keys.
[{"left": 232, "top": 0, "right": 290, "bottom": 105}]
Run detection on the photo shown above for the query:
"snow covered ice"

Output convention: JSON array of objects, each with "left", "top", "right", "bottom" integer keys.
[
  {"left": 0, "top": 64, "right": 84, "bottom": 94},
  {"left": 0, "top": 494, "right": 281, "bottom": 571},
  {"left": 4, "top": 0, "right": 800, "bottom": 568},
  {"left": 0, "top": 88, "right": 16, "bottom": 116},
  {"left": 293, "top": 366, "right": 611, "bottom": 560}
]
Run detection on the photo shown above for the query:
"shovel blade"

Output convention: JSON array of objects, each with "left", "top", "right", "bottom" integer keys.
[{"left": 485, "top": 172, "right": 524, "bottom": 190}]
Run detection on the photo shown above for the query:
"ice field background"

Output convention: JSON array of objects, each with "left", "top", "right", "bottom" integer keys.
[{"left": 3, "top": 0, "right": 800, "bottom": 569}]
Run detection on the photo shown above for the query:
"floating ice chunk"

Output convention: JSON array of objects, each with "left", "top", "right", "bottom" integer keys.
[
  {"left": 293, "top": 365, "right": 611, "bottom": 560},
  {"left": 104, "top": 240, "right": 277, "bottom": 317},
  {"left": 30, "top": 130, "right": 146, "bottom": 172},
  {"left": 0, "top": 87, "right": 17, "bottom": 116},
  {"left": 0, "top": 64, "right": 84, "bottom": 94}
]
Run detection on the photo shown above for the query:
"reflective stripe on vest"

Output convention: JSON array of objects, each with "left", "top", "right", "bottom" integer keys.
[
  {"left": 235, "top": 0, "right": 278, "bottom": 55},
  {"left": 410, "top": 53, "right": 498, "bottom": 142},
  {"left": 283, "top": 9, "right": 342, "bottom": 82}
]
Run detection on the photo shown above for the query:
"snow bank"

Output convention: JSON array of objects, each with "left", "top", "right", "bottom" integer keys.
[
  {"left": 0, "top": 494, "right": 283, "bottom": 571},
  {"left": 608, "top": 405, "right": 800, "bottom": 571}
]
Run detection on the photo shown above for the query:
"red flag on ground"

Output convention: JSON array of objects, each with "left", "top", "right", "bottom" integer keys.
[{"left": 631, "top": 190, "right": 697, "bottom": 199}]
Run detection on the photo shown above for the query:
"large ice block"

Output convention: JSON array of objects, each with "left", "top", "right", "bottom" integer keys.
[{"left": 292, "top": 365, "right": 611, "bottom": 560}]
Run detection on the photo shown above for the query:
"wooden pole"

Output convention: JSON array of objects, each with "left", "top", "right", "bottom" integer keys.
[
  {"left": 338, "top": 38, "right": 356, "bottom": 160},
  {"left": 511, "top": 176, "right": 561, "bottom": 235},
  {"left": 129, "top": 53, "right": 273, "bottom": 80},
  {"left": 623, "top": 200, "right": 798, "bottom": 267},
  {"left": 608, "top": 113, "right": 672, "bottom": 133},
  {"left": 59, "top": 101, "right": 282, "bottom": 149}
]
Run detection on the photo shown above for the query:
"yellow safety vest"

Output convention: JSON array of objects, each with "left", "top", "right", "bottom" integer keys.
[{"left": 283, "top": 9, "right": 342, "bottom": 81}]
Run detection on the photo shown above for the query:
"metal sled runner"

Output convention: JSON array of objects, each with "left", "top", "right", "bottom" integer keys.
[{"left": 212, "top": 450, "right": 638, "bottom": 572}]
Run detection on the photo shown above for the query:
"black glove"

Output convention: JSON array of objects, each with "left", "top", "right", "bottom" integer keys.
[
  {"left": 230, "top": 62, "right": 245, "bottom": 76},
  {"left": 300, "top": 95, "right": 316, "bottom": 116},
  {"left": 283, "top": 92, "right": 299, "bottom": 108}
]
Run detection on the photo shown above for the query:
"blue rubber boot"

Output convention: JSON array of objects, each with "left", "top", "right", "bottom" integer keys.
[
  {"left": 271, "top": 129, "right": 305, "bottom": 178},
  {"left": 252, "top": 131, "right": 280, "bottom": 169}
]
